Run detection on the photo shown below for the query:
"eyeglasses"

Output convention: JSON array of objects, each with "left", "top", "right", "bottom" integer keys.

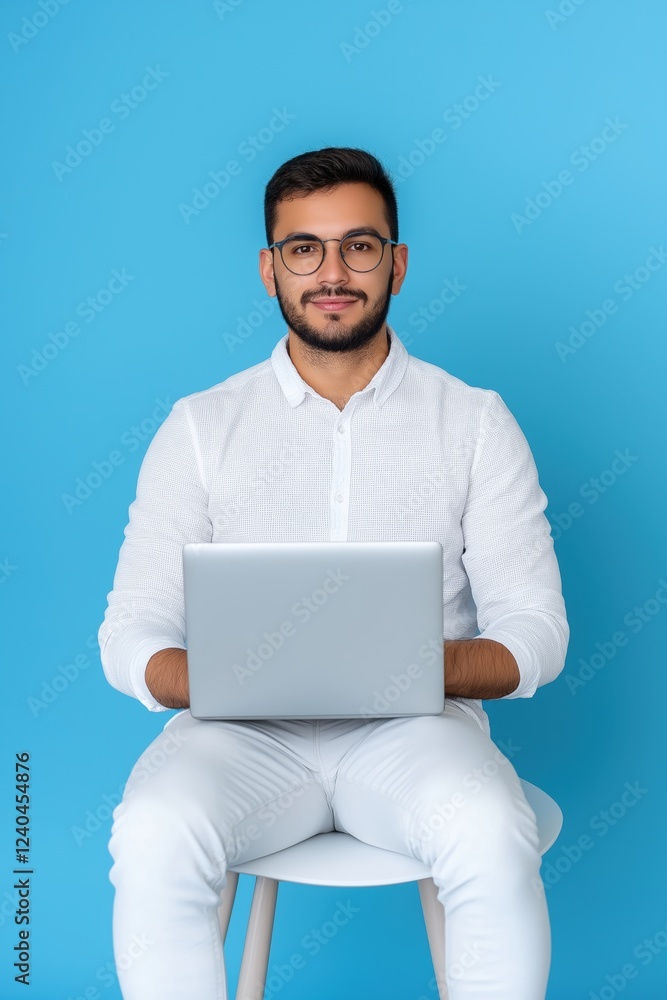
[{"left": 268, "top": 230, "right": 399, "bottom": 275}]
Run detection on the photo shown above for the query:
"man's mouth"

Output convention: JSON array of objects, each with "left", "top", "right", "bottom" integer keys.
[{"left": 309, "top": 298, "right": 359, "bottom": 312}]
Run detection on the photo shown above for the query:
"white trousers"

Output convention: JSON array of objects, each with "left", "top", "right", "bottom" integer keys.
[{"left": 107, "top": 701, "right": 551, "bottom": 999}]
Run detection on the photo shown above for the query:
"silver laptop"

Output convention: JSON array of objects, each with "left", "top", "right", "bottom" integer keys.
[{"left": 183, "top": 540, "right": 444, "bottom": 720}]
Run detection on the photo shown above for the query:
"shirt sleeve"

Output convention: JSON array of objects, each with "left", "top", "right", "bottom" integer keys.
[
  {"left": 461, "top": 390, "right": 569, "bottom": 699},
  {"left": 98, "top": 397, "right": 212, "bottom": 711}
]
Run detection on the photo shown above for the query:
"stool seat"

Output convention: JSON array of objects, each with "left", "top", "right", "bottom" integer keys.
[{"left": 230, "top": 830, "right": 431, "bottom": 886}]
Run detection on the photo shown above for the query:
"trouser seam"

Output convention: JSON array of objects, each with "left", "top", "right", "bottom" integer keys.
[
  {"left": 207, "top": 902, "right": 226, "bottom": 995},
  {"left": 312, "top": 721, "right": 334, "bottom": 806}
]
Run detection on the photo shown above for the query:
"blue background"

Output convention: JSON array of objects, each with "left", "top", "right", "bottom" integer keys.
[{"left": 2, "top": 1, "right": 666, "bottom": 997}]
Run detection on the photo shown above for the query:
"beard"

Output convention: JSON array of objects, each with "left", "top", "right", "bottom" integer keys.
[{"left": 273, "top": 267, "right": 394, "bottom": 355}]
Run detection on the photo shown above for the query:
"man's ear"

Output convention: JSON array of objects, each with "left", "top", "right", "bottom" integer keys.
[
  {"left": 259, "top": 247, "right": 277, "bottom": 297},
  {"left": 390, "top": 244, "right": 408, "bottom": 295}
]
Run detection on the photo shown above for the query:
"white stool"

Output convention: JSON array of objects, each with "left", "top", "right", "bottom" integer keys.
[{"left": 218, "top": 778, "right": 562, "bottom": 1000}]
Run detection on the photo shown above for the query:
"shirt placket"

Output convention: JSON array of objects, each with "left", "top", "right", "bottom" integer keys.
[{"left": 329, "top": 404, "right": 355, "bottom": 541}]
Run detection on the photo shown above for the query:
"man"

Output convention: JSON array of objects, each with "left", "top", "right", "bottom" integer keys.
[{"left": 99, "top": 146, "right": 569, "bottom": 999}]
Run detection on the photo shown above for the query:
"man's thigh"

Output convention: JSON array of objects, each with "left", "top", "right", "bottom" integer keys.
[
  {"left": 332, "top": 701, "right": 539, "bottom": 864},
  {"left": 113, "top": 711, "right": 333, "bottom": 867}
]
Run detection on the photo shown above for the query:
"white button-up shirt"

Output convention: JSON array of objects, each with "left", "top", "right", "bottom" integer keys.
[{"left": 98, "top": 325, "right": 569, "bottom": 735}]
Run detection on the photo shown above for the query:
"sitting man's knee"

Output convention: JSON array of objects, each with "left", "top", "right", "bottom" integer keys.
[
  {"left": 111, "top": 789, "right": 180, "bottom": 853},
  {"left": 109, "top": 783, "right": 220, "bottom": 867}
]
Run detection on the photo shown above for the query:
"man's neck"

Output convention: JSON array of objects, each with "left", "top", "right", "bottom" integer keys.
[{"left": 286, "top": 327, "right": 390, "bottom": 410}]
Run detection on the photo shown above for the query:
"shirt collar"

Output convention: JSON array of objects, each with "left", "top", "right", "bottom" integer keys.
[{"left": 270, "top": 324, "right": 410, "bottom": 409}]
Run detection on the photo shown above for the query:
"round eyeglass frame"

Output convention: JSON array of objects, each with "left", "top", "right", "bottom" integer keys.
[{"left": 268, "top": 230, "right": 399, "bottom": 275}]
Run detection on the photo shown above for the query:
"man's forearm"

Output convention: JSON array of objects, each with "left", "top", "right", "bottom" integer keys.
[
  {"left": 145, "top": 648, "right": 190, "bottom": 708},
  {"left": 444, "top": 638, "right": 520, "bottom": 699}
]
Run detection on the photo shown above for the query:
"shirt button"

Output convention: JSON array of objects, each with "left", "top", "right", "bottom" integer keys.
[
  {"left": 335, "top": 493, "right": 344, "bottom": 503},
  {"left": 337, "top": 425, "right": 345, "bottom": 434}
]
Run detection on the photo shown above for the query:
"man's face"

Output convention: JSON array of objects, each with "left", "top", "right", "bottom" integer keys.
[{"left": 259, "top": 182, "right": 408, "bottom": 354}]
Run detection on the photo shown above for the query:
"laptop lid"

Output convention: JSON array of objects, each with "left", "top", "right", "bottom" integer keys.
[{"left": 183, "top": 540, "right": 444, "bottom": 720}]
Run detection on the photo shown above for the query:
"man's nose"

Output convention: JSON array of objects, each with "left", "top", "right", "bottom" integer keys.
[{"left": 316, "top": 241, "right": 350, "bottom": 283}]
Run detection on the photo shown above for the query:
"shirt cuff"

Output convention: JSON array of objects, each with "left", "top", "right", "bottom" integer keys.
[
  {"left": 472, "top": 628, "right": 541, "bottom": 700},
  {"left": 101, "top": 626, "right": 187, "bottom": 712}
]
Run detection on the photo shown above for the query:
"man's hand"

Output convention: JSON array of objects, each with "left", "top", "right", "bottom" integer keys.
[
  {"left": 145, "top": 648, "right": 190, "bottom": 708},
  {"left": 444, "top": 638, "right": 520, "bottom": 699}
]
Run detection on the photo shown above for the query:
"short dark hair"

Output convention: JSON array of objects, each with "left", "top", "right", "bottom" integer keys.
[{"left": 264, "top": 146, "right": 398, "bottom": 247}]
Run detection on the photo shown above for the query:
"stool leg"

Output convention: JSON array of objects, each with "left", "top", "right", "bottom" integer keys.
[
  {"left": 418, "top": 877, "right": 449, "bottom": 1000},
  {"left": 218, "top": 870, "right": 239, "bottom": 943},
  {"left": 235, "top": 876, "right": 279, "bottom": 1000}
]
